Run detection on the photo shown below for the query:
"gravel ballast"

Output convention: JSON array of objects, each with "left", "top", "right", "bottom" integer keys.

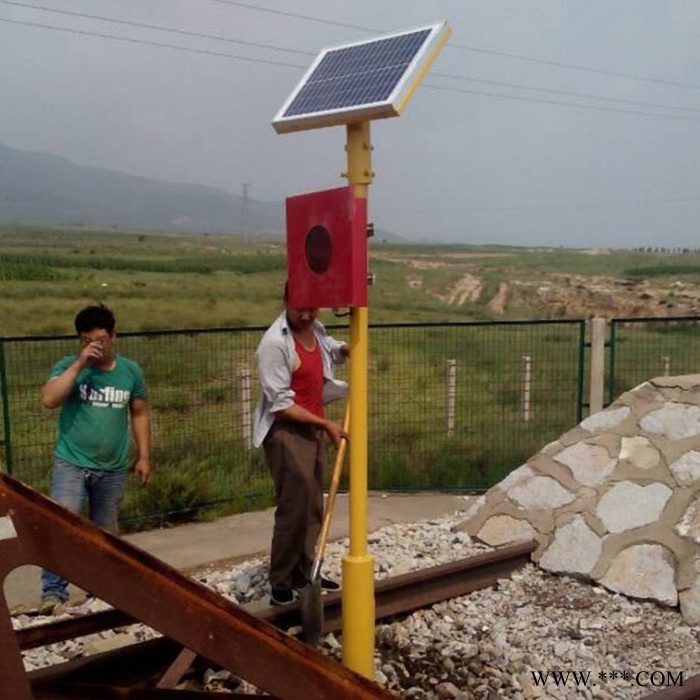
[{"left": 13, "top": 513, "right": 700, "bottom": 698}]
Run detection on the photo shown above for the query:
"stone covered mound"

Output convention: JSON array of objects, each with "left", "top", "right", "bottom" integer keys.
[{"left": 459, "top": 375, "right": 700, "bottom": 624}]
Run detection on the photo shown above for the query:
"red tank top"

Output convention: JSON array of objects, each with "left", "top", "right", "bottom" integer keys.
[{"left": 291, "top": 336, "right": 325, "bottom": 418}]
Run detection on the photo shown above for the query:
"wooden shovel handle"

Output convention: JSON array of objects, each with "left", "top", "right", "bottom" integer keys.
[{"left": 314, "top": 400, "right": 350, "bottom": 569}]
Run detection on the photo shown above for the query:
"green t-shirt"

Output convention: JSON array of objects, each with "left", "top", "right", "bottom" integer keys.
[{"left": 50, "top": 354, "right": 147, "bottom": 470}]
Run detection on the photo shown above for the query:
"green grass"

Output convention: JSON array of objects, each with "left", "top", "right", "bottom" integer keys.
[
  {"left": 1, "top": 224, "right": 698, "bottom": 529},
  {"left": 2, "top": 223, "right": 699, "bottom": 334}
]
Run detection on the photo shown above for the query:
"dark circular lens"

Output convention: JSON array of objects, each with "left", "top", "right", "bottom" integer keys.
[{"left": 305, "top": 225, "right": 332, "bottom": 273}]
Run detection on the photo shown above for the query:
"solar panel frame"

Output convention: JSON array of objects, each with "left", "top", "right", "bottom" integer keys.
[{"left": 272, "top": 22, "right": 449, "bottom": 133}]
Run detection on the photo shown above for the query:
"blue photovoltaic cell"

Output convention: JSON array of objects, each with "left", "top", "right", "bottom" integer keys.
[{"left": 283, "top": 29, "right": 431, "bottom": 117}]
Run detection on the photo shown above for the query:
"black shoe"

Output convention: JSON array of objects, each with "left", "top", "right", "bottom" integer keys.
[
  {"left": 38, "top": 593, "right": 64, "bottom": 615},
  {"left": 321, "top": 577, "right": 340, "bottom": 592},
  {"left": 270, "top": 587, "right": 297, "bottom": 606}
]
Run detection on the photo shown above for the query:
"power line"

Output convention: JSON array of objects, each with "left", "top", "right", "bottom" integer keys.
[
  {"left": 448, "top": 43, "right": 700, "bottom": 92},
  {"left": 432, "top": 71, "right": 700, "bottom": 116},
  {"left": 202, "top": 0, "right": 700, "bottom": 92},
  {"left": 0, "top": 0, "right": 315, "bottom": 57},
  {"left": 6, "top": 0, "right": 699, "bottom": 115},
  {"left": 423, "top": 83, "right": 700, "bottom": 124},
  {"left": 204, "top": 0, "right": 376, "bottom": 33},
  {"left": 3, "top": 12, "right": 700, "bottom": 124},
  {"left": 0, "top": 16, "right": 306, "bottom": 69}
]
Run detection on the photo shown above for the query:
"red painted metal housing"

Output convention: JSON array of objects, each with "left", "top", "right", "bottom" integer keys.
[{"left": 286, "top": 186, "right": 367, "bottom": 309}]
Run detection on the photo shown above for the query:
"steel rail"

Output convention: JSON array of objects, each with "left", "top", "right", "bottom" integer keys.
[
  {"left": 34, "top": 683, "right": 271, "bottom": 700},
  {"left": 639, "top": 675, "right": 700, "bottom": 700},
  {"left": 18, "top": 540, "right": 536, "bottom": 651},
  {"left": 22, "top": 540, "right": 535, "bottom": 697},
  {"left": 33, "top": 684, "right": 267, "bottom": 699}
]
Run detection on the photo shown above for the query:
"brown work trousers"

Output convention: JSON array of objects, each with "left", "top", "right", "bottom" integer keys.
[{"left": 263, "top": 422, "right": 325, "bottom": 589}]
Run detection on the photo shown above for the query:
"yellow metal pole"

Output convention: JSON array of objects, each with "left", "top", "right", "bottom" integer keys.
[{"left": 342, "top": 120, "right": 375, "bottom": 678}]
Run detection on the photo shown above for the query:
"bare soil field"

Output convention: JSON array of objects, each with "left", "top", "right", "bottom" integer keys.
[{"left": 373, "top": 246, "right": 700, "bottom": 320}]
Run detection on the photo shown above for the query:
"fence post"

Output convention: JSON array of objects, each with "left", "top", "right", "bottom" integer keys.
[
  {"left": 662, "top": 355, "right": 670, "bottom": 376},
  {"left": 521, "top": 355, "right": 531, "bottom": 423},
  {"left": 0, "top": 340, "right": 12, "bottom": 473},
  {"left": 589, "top": 317, "right": 607, "bottom": 415},
  {"left": 239, "top": 366, "right": 252, "bottom": 449},
  {"left": 446, "top": 359, "right": 456, "bottom": 437}
]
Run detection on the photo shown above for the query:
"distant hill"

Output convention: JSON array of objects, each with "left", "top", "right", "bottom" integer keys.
[{"left": 0, "top": 142, "right": 284, "bottom": 235}]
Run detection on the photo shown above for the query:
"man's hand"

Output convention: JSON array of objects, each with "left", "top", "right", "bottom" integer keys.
[
  {"left": 133, "top": 458, "right": 152, "bottom": 486},
  {"left": 324, "top": 420, "right": 349, "bottom": 448},
  {"left": 78, "top": 341, "right": 105, "bottom": 367},
  {"left": 340, "top": 343, "right": 350, "bottom": 359}
]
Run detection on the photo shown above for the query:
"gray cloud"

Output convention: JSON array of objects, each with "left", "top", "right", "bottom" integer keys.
[{"left": 1, "top": 0, "right": 699, "bottom": 247}]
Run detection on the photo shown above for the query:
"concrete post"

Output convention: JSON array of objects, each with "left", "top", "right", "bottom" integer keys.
[
  {"left": 521, "top": 355, "right": 531, "bottom": 423},
  {"left": 662, "top": 356, "right": 670, "bottom": 376},
  {"left": 446, "top": 359, "right": 457, "bottom": 437}
]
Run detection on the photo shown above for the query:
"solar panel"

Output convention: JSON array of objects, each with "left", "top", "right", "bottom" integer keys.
[{"left": 272, "top": 22, "right": 450, "bottom": 134}]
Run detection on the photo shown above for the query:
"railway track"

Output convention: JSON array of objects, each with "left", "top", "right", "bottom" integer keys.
[
  {"left": 8, "top": 474, "right": 690, "bottom": 700},
  {"left": 17, "top": 540, "right": 535, "bottom": 653},
  {"left": 17, "top": 541, "right": 535, "bottom": 698}
]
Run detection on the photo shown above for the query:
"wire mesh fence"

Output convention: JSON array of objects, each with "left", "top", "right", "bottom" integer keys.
[
  {"left": 358, "top": 320, "right": 585, "bottom": 491},
  {"left": 609, "top": 316, "right": 700, "bottom": 404},
  {"left": 0, "top": 319, "right": 587, "bottom": 525},
  {"left": 0, "top": 317, "right": 609, "bottom": 527},
  {"left": 3, "top": 315, "right": 696, "bottom": 528}
]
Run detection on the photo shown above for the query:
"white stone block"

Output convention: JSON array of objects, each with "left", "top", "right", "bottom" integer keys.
[
  {"left": 640, "top": 403, "right": 700, "bottom": 440},
  {"left": 679, "top": 574, "right": 700, "bottom": 625},
  {"left": 619, "top": 437, "right": 660, "bottom": 470},
  {"left": 580, "top": 406, "right": 630, "bottom": 433},
  {"left": 554, "top": 442, "right": 618, "bottom": 487},
  {"left": 497, "top": 465, "right": 534, "bottom": 492},
  {"left": 539, "top": 516, "right": 602, "bottom": 575},
  {"left": 477, "top": 515, "right": 537, "bottom": 546},
  {"left": 675, "top": 497, "right": 700, "bottom": 544},
  {"left": 596, "top": 482, "right": 672, "bottom": 533},
  {"left": 507, "top": 476, "right": 576, "bottom": 509},
  {"left": 599, "top": 544, "right": 677, "bottom": 606},
  {"left": 669, "top": 450, "right": 700, "bottom": 487}
]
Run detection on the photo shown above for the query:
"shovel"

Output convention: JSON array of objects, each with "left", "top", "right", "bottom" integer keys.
[{"left": 299, "top": 401, "right": 350, "bottom": 647}]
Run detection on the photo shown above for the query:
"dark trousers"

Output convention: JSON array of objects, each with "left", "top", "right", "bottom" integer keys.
[{"left": 263, "top": 422, "right": 325, "bottom": 589}]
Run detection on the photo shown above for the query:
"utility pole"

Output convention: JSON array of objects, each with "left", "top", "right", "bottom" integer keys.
[{"left": 241, "top": 183, "right": 251, "bottom": 245}]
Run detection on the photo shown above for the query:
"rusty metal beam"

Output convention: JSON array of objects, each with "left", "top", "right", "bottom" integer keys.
[
  {"left": 640, "top": 675, "right": 700, "bottom": 700},
  {"left": 34, "top": 684, "right": 267, "bottom": 699},
  {"left": 0, "top": 474, "right": 392, "bottom": 700},
  {"left": 155, "top": 648, "right": 198, "bottom": 689},
  {"left": 28, "top": 637, "right": 188, "bottom": 687},
  {"left": 0, "top": 557, "right": 31, "bottom": 700}
]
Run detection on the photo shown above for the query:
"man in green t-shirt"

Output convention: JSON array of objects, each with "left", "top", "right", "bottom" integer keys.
[{"left": 38, "top": 304, "right": 151, "bottom": 614}]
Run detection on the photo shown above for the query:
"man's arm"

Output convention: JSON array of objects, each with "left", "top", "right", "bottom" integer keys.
[
  {"left": 41, "top": 342, "right": 103, "bottom": 409},
  {"left": 130, "top": 398, "right": 152, "bottom": 485},
  {"left": 321, "top": 331, "right": 349, "bottom": 365},
  {"left": 273, "top": 404, "right": 348, "bottom": 447}
]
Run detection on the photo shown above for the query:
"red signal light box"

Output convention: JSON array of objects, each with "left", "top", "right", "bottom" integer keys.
[{"left": 286, "top": 186, "right": 367, "bottom": 309}]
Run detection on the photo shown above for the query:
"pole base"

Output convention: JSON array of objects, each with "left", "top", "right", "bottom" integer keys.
[{"left": 341, "top": 554, "right": 375, "bottom": 679}]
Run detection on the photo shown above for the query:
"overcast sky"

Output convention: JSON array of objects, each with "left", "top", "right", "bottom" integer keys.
[{"left": 2, "top": 0, "right": 700, "bottom": 248}]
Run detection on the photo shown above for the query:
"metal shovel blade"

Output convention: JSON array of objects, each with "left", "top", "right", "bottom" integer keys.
[{"left": 298, "top": 576, "right": 323, "bottom": 648}]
